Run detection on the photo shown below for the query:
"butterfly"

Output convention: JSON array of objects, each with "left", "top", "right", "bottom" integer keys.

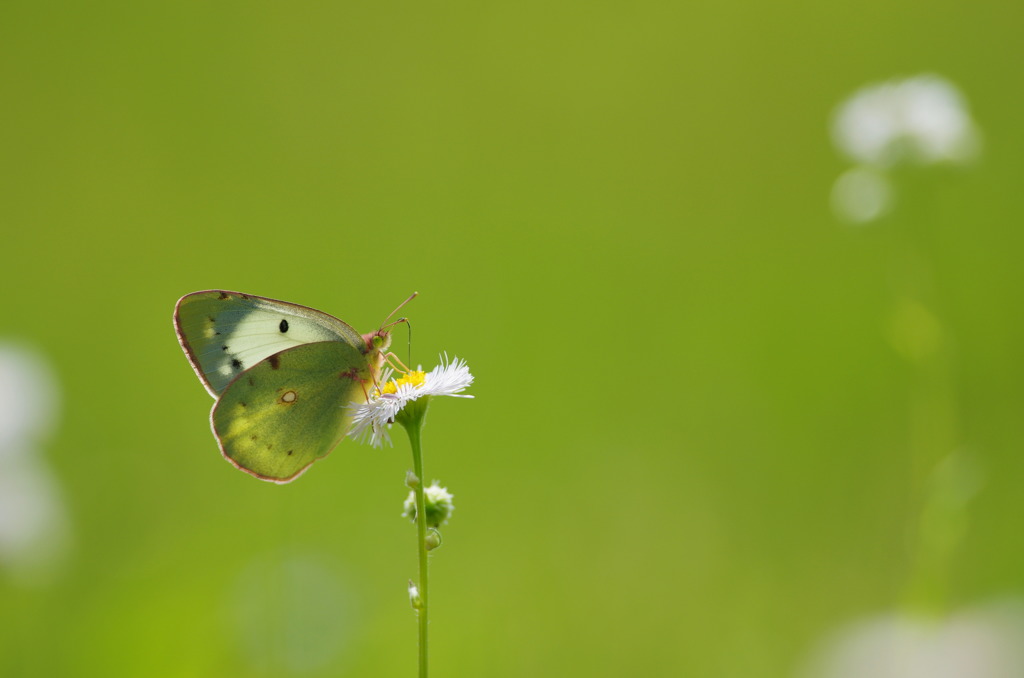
[{"left": 174, "top": 290, "right": 407, "bottom": 483}]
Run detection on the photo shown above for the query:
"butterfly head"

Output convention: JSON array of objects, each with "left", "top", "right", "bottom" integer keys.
[
  {"left": 363, "top": 328, "right": 393, "bottom": 355},
  {"left": 366, "top": 292, "right": 417, "bottom": 358}
]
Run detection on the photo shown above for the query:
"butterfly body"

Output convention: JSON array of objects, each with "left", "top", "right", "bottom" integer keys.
[{"left": 174, "top": 291, "right": 391, "bottom": 483}]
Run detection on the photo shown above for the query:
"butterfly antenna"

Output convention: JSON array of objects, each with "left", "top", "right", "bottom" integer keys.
[
  {"left": 380, "top": 291, "right": 418, "bottom": 330},
  {"left": 379, "top": 319, "right": 414, "bottom": 374},
  {"left": 405, "top": 319, "right": 413, "bottom": 368},
  {"left": 379, "top": 317, "right": 408, "bottom": 332},
  {"left": 376, "top": 292, "right": 417, "bottom": 378}
]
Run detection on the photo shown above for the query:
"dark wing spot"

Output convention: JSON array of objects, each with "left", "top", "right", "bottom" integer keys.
[
  {"left": 218, "top": 292, "right": 229, "bottom": 300},
  {"left": 248, "top": 376, "right": 255, "bottom": 386},
  {"left": 279, "top": 319, "right": 289, "bottom": 333},
  {"left": 287, "top": 450, "right": 294, "bottom": 456},
  {"left": 208, "top": 316, "right": 216, "bottom": 323},
  {"left": 239, "top": 401, "right": 247, "bottom": 408},
  {"left": 338, "top": 368, "right": 359, "bottom": 380},
  {"left": 231, "top": 358, "right": 243, "bottom": 370},
  {"left": 268, "top": 354, "right": 280, "bottom": 370},
  {"left": 222, "top": 345, "right": 229, "bottom": 351},
  {"left": 250, "top": 434, "right": 258, "bottom": 441}
]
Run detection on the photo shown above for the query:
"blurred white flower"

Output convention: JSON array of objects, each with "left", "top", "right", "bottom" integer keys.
[
  {"left": 829, "top": 74, "right": 980, "bottom": 224},
  {"left": 832, "top": 74, "right": 980, "bottom": 167},
  {"left": 0, "top": 343, "right": 69, "bottom": 583},
  {"left": 0, "top": 344, "right": 58, "bottom": 454},
  {"left": 800, "top": 604, "right": 1024, "bottom": 678},
  {"left": 0, "top": 456, "right": 67, "bottom": 572},
  {"left": 831, "top": 166, "right": 893, "bottom": 224}
]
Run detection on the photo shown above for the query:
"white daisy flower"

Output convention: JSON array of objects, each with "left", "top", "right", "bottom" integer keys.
[{"left": 349, "top": 355, "right": 473, "bottom": 448}]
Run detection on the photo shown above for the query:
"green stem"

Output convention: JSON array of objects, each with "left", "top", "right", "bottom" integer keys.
[{"left": 406, "top": 421, "right": 429, "bottom": 678}]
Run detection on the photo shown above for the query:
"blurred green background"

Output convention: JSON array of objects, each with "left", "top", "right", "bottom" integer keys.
[{"left": 2, "top": 1, "right": 1023, "bottom": 676}]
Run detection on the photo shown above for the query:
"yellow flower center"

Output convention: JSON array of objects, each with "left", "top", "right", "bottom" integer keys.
[{"left": 381, "top": 370, "right": 426, "bottom": 395}]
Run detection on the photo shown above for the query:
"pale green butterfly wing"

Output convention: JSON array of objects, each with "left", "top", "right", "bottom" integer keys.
[
  {"left": 211, "top": 340, "right": 378, "bottom": 483},
  {"left": 174, "top": 290, "right": 366, "bottom": 397}
]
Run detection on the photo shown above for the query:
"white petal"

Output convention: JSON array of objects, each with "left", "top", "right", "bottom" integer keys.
[{"left": 347, "top": 354, "right": 474, "bottom": 447}]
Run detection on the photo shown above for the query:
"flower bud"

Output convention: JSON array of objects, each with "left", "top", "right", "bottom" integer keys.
[
  {"left": 405, "top": 470, "right": 420, "bottom": 489},
  {"left": 408, "top": 580, "right": 423, "bottom": 610},
  {"left": 402, "top": 482, "right": 455, "bottom": 528},
  {"left": 425, "top": 528, "right": 442, "bottom": 551}
]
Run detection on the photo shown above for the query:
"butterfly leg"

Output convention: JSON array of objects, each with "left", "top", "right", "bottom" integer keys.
[{"left": 384, "top": 351, "right": 412, "bottom": 374}]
